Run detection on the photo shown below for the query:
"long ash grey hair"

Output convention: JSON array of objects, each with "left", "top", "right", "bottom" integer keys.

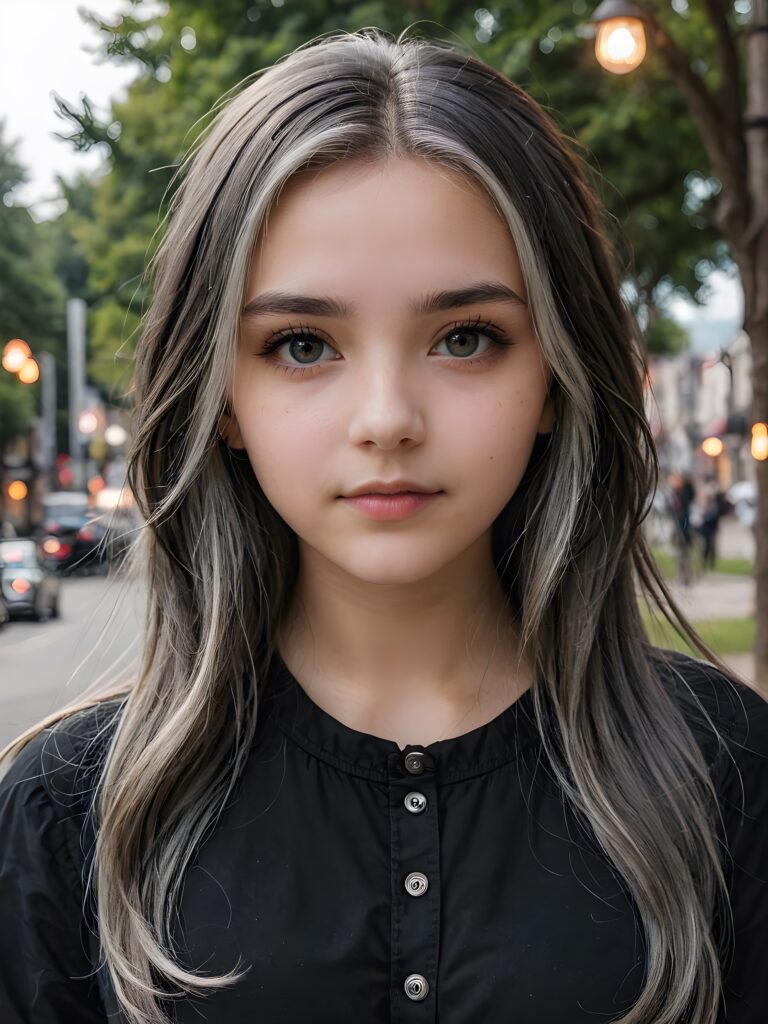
[{"left": 0, "top": 27, "right": 747, "bottom": 1024}]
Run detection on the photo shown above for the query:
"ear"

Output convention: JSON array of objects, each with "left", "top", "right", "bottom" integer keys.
[{"left": 218, "top": 406, "right": 246, "bottom": 450}]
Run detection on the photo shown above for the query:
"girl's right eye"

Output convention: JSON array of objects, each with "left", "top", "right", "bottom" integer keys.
[{"left": 256, "top": 326, "right": 336, "bottom": 378}]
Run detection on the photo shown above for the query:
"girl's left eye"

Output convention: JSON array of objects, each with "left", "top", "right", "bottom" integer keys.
[{"left": 254, "top": 318, "right": 514, "bottom": 378}]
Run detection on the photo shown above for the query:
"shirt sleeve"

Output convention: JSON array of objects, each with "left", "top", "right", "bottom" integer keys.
[
  {"left": 0, "top": 728, "right": 108, "bottom": 1024},
  {"left": 716, "top": 680, "right": 768, "bottom": 1022}
]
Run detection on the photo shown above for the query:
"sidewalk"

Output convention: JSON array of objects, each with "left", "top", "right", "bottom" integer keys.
[
  {"left": 712, "top": 515, "right": 756, "bottom": 561},
  {"left": 664, "top": 572, "right": 755, "bottom": 621}
]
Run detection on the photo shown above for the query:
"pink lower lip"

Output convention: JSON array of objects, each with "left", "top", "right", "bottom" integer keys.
[{"left": 340, "top": 491, "right": 442, "bottom": 520}]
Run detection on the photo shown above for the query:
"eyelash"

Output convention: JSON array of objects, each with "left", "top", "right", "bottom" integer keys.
[{"left": 254, "top": 317, "right": 514, "bottom": 378}]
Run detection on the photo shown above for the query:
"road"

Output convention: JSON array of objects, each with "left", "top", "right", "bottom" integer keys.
[{"left": 0, "top": 573, "right": 147, "bottom": 750}]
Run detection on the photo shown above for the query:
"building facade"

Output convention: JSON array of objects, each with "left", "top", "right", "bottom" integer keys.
[{"left": 645, "top": 329, "right": 754, "bottom": 489}]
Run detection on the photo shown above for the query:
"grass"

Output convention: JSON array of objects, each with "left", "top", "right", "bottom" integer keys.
[
  {"left": 642, "top": 610, "right": 755, "bottom": 655},
  {"left": 710, "top": 556, "right": 756, "bottom": 576},
  {"left": 650, "top": 547, "right": 753, "bottom": 580}
]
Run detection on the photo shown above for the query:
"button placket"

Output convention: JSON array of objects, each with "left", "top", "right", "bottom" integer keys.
[{"left": 388, "top": 748, "right": 440, "bottom": 1021}]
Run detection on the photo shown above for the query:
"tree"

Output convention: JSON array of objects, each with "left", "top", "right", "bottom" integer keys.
[{"left": 644, "top": 312, "right": 691, "bottom": 356}]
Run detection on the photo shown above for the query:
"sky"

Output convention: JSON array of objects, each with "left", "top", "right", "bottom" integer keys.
[
  {"left": 1, "top": 0, "right": 140, "bottom": 219},
  {"left": 0, "top": 1, "right": 744, "bottom": 349}
]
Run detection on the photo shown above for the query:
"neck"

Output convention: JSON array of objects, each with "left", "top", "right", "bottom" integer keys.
[{"left": 275, "top": 541, "right": 533, "bottom": 748}]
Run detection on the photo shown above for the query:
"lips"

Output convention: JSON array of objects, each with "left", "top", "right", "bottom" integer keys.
[
  {"left": 341, "top": 481, "right": 440, "bottom": 498},
  {"left": 340, "top": 491, "right": 442, "bottom": 521}
]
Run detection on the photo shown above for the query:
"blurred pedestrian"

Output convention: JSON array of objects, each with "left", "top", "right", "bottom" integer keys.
[
  {"left": 666, "top": 471, "right": 695, "bottom": 585},
  {"left": 695, "top": 475, "right": 729, "bottom": 572}
]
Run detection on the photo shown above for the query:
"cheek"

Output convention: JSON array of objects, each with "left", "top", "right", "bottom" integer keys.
[
  {"left": 448, "top": 384, "right": 541, "bottom": 462},
  {"left": 233, "top": 389, "right": 338, "bottom": 507},
  {"left": 442, "top": 387, "right": 542, "bottom": 518}
]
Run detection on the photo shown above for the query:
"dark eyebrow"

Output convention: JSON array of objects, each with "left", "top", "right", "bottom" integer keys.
[{"left": 240, "top": 281, "right": 527, "bottom": 320}]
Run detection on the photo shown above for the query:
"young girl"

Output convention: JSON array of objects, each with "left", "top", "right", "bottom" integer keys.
[{"left": 1, "top": 27, "right": 766, "bottom": 1024}]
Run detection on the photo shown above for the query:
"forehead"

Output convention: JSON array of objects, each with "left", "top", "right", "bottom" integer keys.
[{"left": 246, "top": 157, "right": 525, "bottom": 303}]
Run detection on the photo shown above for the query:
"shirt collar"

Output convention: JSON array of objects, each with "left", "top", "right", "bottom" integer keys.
[{"left": 262, "top": 649, "right": 541, "bottom": 784}]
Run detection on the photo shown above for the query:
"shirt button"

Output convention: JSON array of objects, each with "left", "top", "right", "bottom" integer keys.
[
  {"left": 404, "top": 871, "right": 429, "bottom": 897},
  {"left": 404, "top": 973, "right": 430, "bottom": 1001},
  {"left": 404, "top": 791, "right": 427, "bottom": 814},
  {"left": 404, "top": 750, "right": 426, "bottom": 774}
]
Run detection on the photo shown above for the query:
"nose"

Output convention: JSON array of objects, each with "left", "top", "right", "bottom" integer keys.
[{"left": 346, "top": 360, "right": 426, "bottom": 449}]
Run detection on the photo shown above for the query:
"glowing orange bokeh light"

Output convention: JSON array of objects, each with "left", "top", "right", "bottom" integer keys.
[
  {"left": 8, "top": 480, "right": 28, "bottom": 501},
  {"left": 17, "top": 357, "right": 40, "bottom": 383},
  {"left": 2, "top": 338, "right": 31, "bottom": 373}
]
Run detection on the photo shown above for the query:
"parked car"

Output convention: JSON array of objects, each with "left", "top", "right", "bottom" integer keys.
[
  {"left": 0, "top": 538, "right": 61, "bottom": 621},
  {"left": 38, "top": 491, "right": 105, "bottom": 575},
  {"left": 0, "top": 593, "right": 9, "bottom": 628},
  {"left": 69, "top": 506, "right": 137, "bottom": 574}
]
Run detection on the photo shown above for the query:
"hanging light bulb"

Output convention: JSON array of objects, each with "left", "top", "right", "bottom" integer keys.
[{"left": 592, "top": 0, "right": 648, "bottom": 75}]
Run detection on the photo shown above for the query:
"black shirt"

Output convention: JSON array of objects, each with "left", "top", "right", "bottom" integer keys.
[{"left": 1, "top": 647, "right": 767, "bottom": 1023}]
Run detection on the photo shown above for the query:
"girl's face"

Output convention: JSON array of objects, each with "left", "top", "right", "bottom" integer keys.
[{"left": 224, "top": 156, "right": 555, "bottom": 587}]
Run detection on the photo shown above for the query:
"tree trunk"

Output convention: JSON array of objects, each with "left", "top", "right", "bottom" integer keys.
[
  {"left": 739, "top": 237, "right": 768, "bottom": 692},
  {"left": 743, "top": 0, "right": 768, "bottom": 692},
  {"left": 752, "top": 340, "right": 768, "bottom": 694}
]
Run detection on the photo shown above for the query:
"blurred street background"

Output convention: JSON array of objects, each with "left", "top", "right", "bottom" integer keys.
[{"left": 1, "top": 0, "right": 767, "bottom": 745}]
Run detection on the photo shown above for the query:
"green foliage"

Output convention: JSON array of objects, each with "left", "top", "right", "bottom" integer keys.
[
  {"left": 0, "top": 127, "right": 66, "bottom": 348},
  {"left": 644, "top": 314, "right": 690, "bottom": 356},
  {"left": 44, "top": 173, "right": 96, "bottom": 297},
  {"left": 0, "top": 373, "right": 35, "bottom": 451},
  {"left": 0, "top": 121, "right": 68, "bottom": 450}
]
